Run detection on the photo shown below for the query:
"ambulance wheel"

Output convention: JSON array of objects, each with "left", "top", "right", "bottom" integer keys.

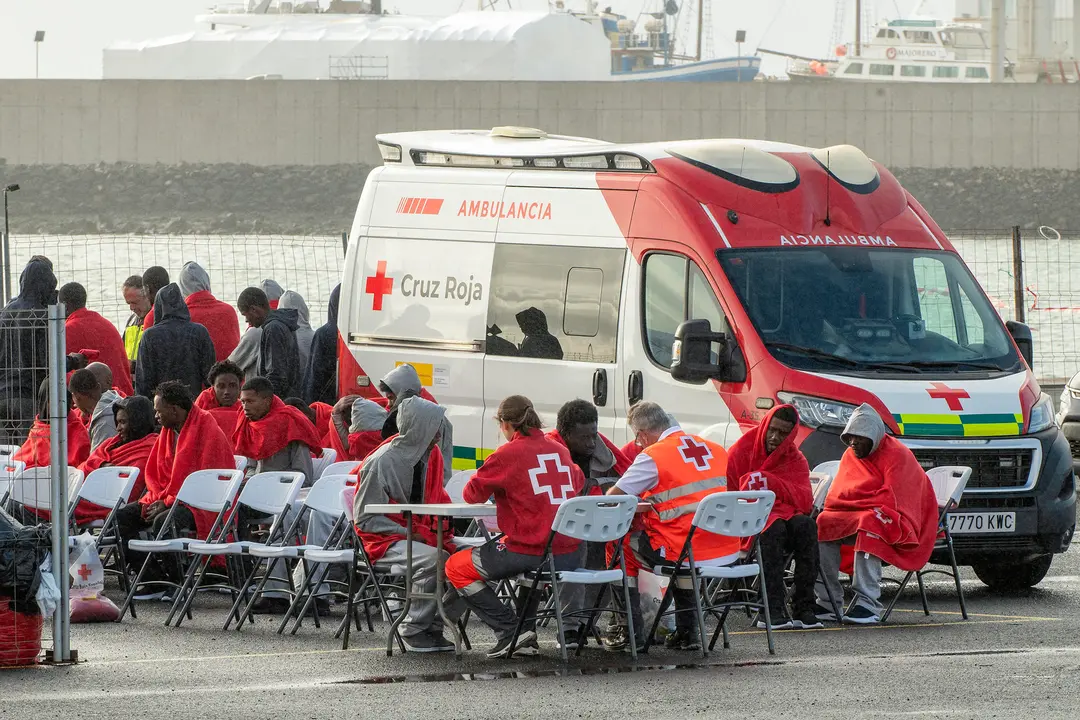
[{"left": 971, "top": 554, "right": 1052, "bottom": 590}]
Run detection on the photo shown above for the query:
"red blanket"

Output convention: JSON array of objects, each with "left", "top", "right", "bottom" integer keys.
[
  {"left": 14, "top": 416, "right": 91, "bottom": 469},
  {"left": 186, "top": 291, "right": 241, "bottom": 361},
  {"left": 65, "top": 308, "right": 134, "bottom": 396},
  {"left": 544, "top": 429, "right": 630, "bottom": 495},
  {"left": 141, "top": 405, "right": 236, "bottom": 540},
  {"left": 620, "top": 440, "right": 642, "bottom": 463},
  {"left": 347, "top": 431, "right": 384, "bottom": 462},
  {"left": 817, "top": 435, "right": 939, "bottom": 572},
  {"left": 74, "top": 433, "right": 157, "bottom": 524},
  {"left": 353, "top": 443, "right": 453, "bottom": 562},
  {"left": 232, "top": 396, "right": 323, "bottom": 461},
  {"left": 194, "top": 388, "right": 241, "bottom": 446},
  {"left": 728, "top": 404, "right": 813, "bottom": 549}
]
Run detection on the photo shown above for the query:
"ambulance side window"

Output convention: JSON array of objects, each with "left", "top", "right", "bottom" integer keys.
[
  {"left": 487, "top": 243, "right": 624, "bottom": 363},
  {"left": 643, "top": 253, "right": 731, "bottom": 368}
]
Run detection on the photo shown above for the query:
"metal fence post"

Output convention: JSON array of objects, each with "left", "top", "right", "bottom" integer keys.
[
  {"left": 47, "top": 303, "right": 70, "bottom": 663},
  {"left": 1011, "top": 225, "right": 1025, "bottom": 324},
  {"left": 341, "top": 231, "right": 348, "bottom": 256}
]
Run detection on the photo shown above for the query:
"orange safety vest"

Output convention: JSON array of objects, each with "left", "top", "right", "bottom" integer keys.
[{"left": 642, "top": 430, "right": 739, "bottom": 563}]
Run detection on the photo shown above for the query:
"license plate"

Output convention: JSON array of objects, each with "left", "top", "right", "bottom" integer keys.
[{"left": 948, "top": 512, "right": 1016, "bottom": 534}]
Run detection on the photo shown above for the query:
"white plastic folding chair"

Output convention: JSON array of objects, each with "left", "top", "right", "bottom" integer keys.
[
  {"left": 69, "top": 466, "right": 141, "bottom": 599},
  {"left": 320, "top": 461, "right": 360, "bottom": 478},
  {"left": 117, "top": 469, "right": 244, "bottom": 621},
  {"left": 0, "top": 459, "right": 26, "bottom": 505},
  {"left": 645, "top": 490, "right": 777, "bottom": 658},
  {"left": 0, "top": 444, "right": 21, "bottom": 460},
  {"left": 444, "top": 470, "right": 490, "bottom": 548},
  {"left": 234, "top": 455, "right": 249, "bottom": 472},
  {"left": 810, "top": 460, "right": 840, "bottom": 510},
  {"left": 506, "top": 495, "right": 640, "bottom": 662},
  {"left": 6, "top": 466, "right": 84, "bottom": 520},
  {"left": 167, "top": 471, "right": 306, "bottom": 628},
  {"left": 311, "top": 448, "right": 338, "bottom": 479},
  {"left": 881, "top": 465, "right": 971, "bottom": 622}
]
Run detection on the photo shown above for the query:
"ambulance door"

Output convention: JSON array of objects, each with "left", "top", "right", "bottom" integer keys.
[
  {"left": 614, "top": 243, "right": 738, "bottom": 446},
  {"left": 344, "top": 171, "right": 502, "bottom": 473}
]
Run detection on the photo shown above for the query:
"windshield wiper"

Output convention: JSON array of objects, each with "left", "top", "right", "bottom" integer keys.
[
  {"left": 902, "top": 360, "right": 1007, "bottom": 372},
  {"left": 764, "top": 342, "right": 862, "bottom": 368}
]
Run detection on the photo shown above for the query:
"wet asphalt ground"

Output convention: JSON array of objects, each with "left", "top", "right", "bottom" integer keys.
[{"left": 3, "top": 549, "right": 1079, "bottom": 720}]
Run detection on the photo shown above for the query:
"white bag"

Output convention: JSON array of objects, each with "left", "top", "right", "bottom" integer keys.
[
  {"left": 638, "top": 569, "right": 675, "bottom": 635},
  {"left": 35, "top": 554, "right": 61, "bottom": 619},
  {"left": 68, "top": 532, "right": 119, "bottom": 623}
]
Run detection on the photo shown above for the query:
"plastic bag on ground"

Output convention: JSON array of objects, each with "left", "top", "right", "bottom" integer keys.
[
  {"left": 0, "top": 598, "right": 43, "bottom": 667},
  {"left": 35, "top": 554, "right": 60, "bottom": 618},
  {"left": 0, "top": 507, "right": 51, "bottom": 614},
  {"left": 638, "top": 569, "right": 676, "bottom": 637},
  {"left": 68, "top": 532, "right": 119, "bottom": 623}
]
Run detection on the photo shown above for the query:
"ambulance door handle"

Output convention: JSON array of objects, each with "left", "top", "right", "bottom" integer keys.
[
  {"left": 628, "top": 370, "right": 643, "bottom": 406},
  {"left": 592, "top": 368, "right": 608, "bottom": 407}
]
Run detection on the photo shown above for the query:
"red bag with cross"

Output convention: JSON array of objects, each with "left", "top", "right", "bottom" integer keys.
[{"left": 68, "top": 532, "right": 120, "bottom": 623}]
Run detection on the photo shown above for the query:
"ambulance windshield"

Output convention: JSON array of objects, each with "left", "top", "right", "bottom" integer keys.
[{"left": 717, "top": 247, "right": 1022, "bottom": 375}]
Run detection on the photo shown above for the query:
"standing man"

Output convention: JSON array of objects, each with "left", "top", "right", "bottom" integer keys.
[
  {"left": 121, "top": 275, "right": 151, "bottom": 376},
  {"left": 607, "top": 401, "right": 736, "bottom": 651},
  {"left": 69, "top": 368, "right": 121, "bottom": 452},
  {"left": 135, "top": 283, "right": 216, "bottom": 399},
  {"left": 236, "top": 287, "right": 301, "bottom": 399},
  {"left": 59, "top": 281, "right": 135, "bottom": 396},
  {"left": 140, "top": 266, "right": 170, "bottom": 330},
  {"left": 178, "top": 261, "right": 241, "bottom": 361},
  {"left": 0, "top": 258, "right": 57, "bottom": 444},
  {"left": 727, "top": 404, "right": 819, "bottom": 630},
  {"left": 302, "top": 283, "right": 340, "bottom": 407}
]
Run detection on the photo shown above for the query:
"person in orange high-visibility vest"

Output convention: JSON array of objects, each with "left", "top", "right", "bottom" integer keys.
[{"left": 607, "top": 401, "right": 737, "bottom": 651}]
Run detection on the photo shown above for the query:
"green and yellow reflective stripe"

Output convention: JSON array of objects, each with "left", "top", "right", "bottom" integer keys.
[
  {"left": 892, "top": 413, "right": 1023, "bottom": 438},
  {"left": 451, "top": 445, "right": 496, "bottom": 471}
]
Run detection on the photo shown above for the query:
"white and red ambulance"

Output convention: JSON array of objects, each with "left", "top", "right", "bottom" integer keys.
[{"left": 338, "top": 127, "right": 1075, "bottom": 588}]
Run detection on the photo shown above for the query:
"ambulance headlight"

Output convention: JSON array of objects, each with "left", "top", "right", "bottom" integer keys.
[
  {"left": 1028, "top": 393, "right": 1055, "bottom": 433},
  {"left": 777, "top": 393, "right": 857, "bottom": 430}
]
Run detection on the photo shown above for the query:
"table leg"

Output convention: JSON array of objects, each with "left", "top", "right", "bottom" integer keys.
[
  {"left": 386, "top": 511, "right": 415, "bottom": 657},
  {"left": 434, "top": 516, "right": 461, "bottom": 657}
]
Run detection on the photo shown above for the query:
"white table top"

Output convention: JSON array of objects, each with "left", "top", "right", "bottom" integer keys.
[{"left": 364, "top": 502, "right": 498, "bottom": 518}]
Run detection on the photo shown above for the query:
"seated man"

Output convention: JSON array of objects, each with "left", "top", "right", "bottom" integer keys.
[
  {"left": 114, "top": 381, "right": 235, "bottom": 590},
  {"left": 353, "top": 396, "right": 456, "bottom": 653},
  {"left": 546, "top": 398, "right": 630, "bottom": 649},
  {"left": 607, "top": 401, "right": 736, "bottom": 651},
  {"left": 15, "top": 378, "right": 91, "bottom": 471},
  {"left": 69, "top": 368, "right": 121, "bottom": 452},
  {"left": 728, "top": 404, "right": 818, "bottom": 630},
  {"left": 327, "top": 395, "right": 389, "bottom": 462},
  {"left": 444, "top": 395, "right": 584, "bottom": 658},
  {"left": 233, "top": 377, "right": 322, "bottom": 484},
  {"left": 378, "top": 364, "right": 452, "bottom": 482},
  {"left": 816, "top": 403, "right": 939, "bottom": 625},
  {"left": 195, "top": 360, "right": 245, "bottom": 442}
]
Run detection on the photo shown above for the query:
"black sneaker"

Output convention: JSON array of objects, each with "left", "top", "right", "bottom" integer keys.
[
  {"left": 842, "top": 605, "right": 881, "bottom": 625},
  {"left": 753, "top": 612, "right": 793, "bottom": 630},
  {"left": 515, "top": 637, "right": 540, "bottom": 656},
  {"left": 249, "top": 597, "right": 291, "bottom": 615},
  {"left": 814, "top": 602, "right": 840, "bottom": 622},
  {"left": 793, "top": 609, "right": 824, "bottom": 629},
  {"left": 557, "top": 628, "right": 589, "bottom": 652},
  {"left": 402, "top": 631, "right": 455, "bottom": 653},
  {"left": 664, "top": 629, "right": 702, "bottom": 651},
  {"left": 487, "top": 630, "right": 538, "bottom": 659}
]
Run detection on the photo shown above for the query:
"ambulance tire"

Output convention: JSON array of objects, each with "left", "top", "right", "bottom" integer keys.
[{"left": 971, "top": 554, "right": 1052, "bottom": 590}]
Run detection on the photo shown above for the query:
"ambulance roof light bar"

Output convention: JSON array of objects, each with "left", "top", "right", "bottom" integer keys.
[{"left": 407, "top": 149, "right": 653, "bottom": 173}]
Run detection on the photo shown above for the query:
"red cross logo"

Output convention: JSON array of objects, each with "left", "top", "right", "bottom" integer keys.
[
  {"left": 528, "top": 453, "right": 576, "bottom": 505},
  {"left": 77, "top": 564, "right": 92, "bottom": 582},
  {"left": 927, "top": 382, "right": 970, "bottom": 411},
  {"left": 746, "top": 472, "right": 767, "bottom": 491},
  {"left": 873, "top": 507, "right": 893, "bottom": 525},
  {"left": 364, "top": 260, "right": 394, "bottom": 311},
  {"left": 677, "top": 435, "right": 713, "bottom": 471}
]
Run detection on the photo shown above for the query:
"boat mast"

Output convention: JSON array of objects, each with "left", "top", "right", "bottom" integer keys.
[{"left": 696, "top": 0, "right": 704, "bottom": 61}]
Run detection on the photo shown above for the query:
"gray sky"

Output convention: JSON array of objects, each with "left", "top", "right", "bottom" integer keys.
[{"left": 0, "top": 0, "right": 954, "bottom": 79}]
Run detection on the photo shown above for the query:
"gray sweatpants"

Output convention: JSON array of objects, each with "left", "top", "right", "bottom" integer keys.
[
  {"left": 815, "top": 540, "right": 883, "bottom": 615},
  {"left": 376, "top": 540, "right": 448, "bottom": 639}
]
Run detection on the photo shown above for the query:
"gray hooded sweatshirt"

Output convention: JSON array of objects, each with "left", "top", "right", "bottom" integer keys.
[
  {"left": 229, "top": 279, "right": 286, "bottom": 380},
  {"left": 279, "top": 290, "right": 314, "bottom": 369},
  {"left": 840, "top": 403, "right": 886, "bottom": 455},
  {"left": 353, "top": 396, "right": 446, "bottom": 532},
  {"left": 177, "top": 261, "right": 212, "bottom": 298},
  {"left": 350, "top": 397, "right": 389, "bottom": 434},
  {"left": 380, "top": 364, "right": 454, "bottom": 483}
]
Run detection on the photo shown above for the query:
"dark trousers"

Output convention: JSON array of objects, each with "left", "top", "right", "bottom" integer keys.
[
  {"left": 756, "top": 514, "right": 819, "bottom": 616},
  {"left": 115, "top": 501, "right": 196, "bottom": 582}
]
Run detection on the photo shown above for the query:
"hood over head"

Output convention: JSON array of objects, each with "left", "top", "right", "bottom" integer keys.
[
  {"left": 350, "top": 397, "right": 389, "bottom": 434},
  {"left": 390, "top": 396, "right": 445, "bottom": 468},
  {"left": 325, "top": 284, "right": 341, "bottom": 327},
  {"left": 113, "top": 395, "right": 156, "bottom": 441},
  {"left": 267, "top": 307, "right": 299, "bottom": 332},
  {"left": 515, "top": 306, "right": 549, "bottom": 335},
  {"left": 841, "top": 403, "right": 886, "bottom": 454},
  {"left": 381, "top": 364, "right": 422, "bottom": 407},
  {"left": 153, "top": 283, "right": 191, "bottom": 322},
  {"left": 279, "top": 290, "right": 311, "bottom": 329},
  {"left": 17, "top": 258, "right": 58, "bottom": 307},
  {"left": 261, "top": 279, "right": 284, "bottom": 306},
  {"left": 178, "top": 261, "right": 212, "bottom": 297}
]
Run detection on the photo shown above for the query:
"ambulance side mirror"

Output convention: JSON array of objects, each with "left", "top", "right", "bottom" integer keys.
[
  {"left": 1006, "top": 320, "right": 1034, "bottom": 368},
  {"left": 671, "top": 319, "right": 738, "bottom": 384}
]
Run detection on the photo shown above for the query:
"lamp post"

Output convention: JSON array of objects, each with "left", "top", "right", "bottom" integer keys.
[
  {"left": 34, "top": 31, "right": 45, "bottom": 79},
  {"left": 2, "top": 183, "right": 19, "bottom": 304},
  {"left": 735, "top": 30, "right": 746, "bottom": 82}
]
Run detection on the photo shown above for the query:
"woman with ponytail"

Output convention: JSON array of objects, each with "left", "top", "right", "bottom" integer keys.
[{"left": 444, "top": 395, "right": 586, "bottom": 658}]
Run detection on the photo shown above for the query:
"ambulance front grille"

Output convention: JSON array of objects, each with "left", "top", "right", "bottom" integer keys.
[{"left": 911, "top": 449, "right": 1033, "bottom": 490}]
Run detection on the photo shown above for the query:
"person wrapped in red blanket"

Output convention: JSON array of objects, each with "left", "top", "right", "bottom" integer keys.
[
  {"left": 113, "top": 381, "right": 236, "bottom": 585},
  {"left": 352, "top": 396, "right": 455, "bottom": 653},
  {"left": 74, "top": 396, "right": 158, "bottom": 525},
  {"left": 59, "top": 282, "right": 135, "bottom": 396},
  {"left": 194, "top": 360, "right": 245, "bottom": 446},
  {"left": 233, "top": 378, "right": 323, "bottom": 484},
  {"left": 326, "top": 395, "right": 389, "bottom": 462},
  {"left": 815, "top": 403, "right": 938, "bottom": 625},
  {"left": 178, "top": 262, "right": 241, "bottom": 361},
  {"left": 728, "top": 404, "right": 819, "bottom": 630},
  {"left": 14, "top": 378, "right": 91, "bottom": 470}
]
